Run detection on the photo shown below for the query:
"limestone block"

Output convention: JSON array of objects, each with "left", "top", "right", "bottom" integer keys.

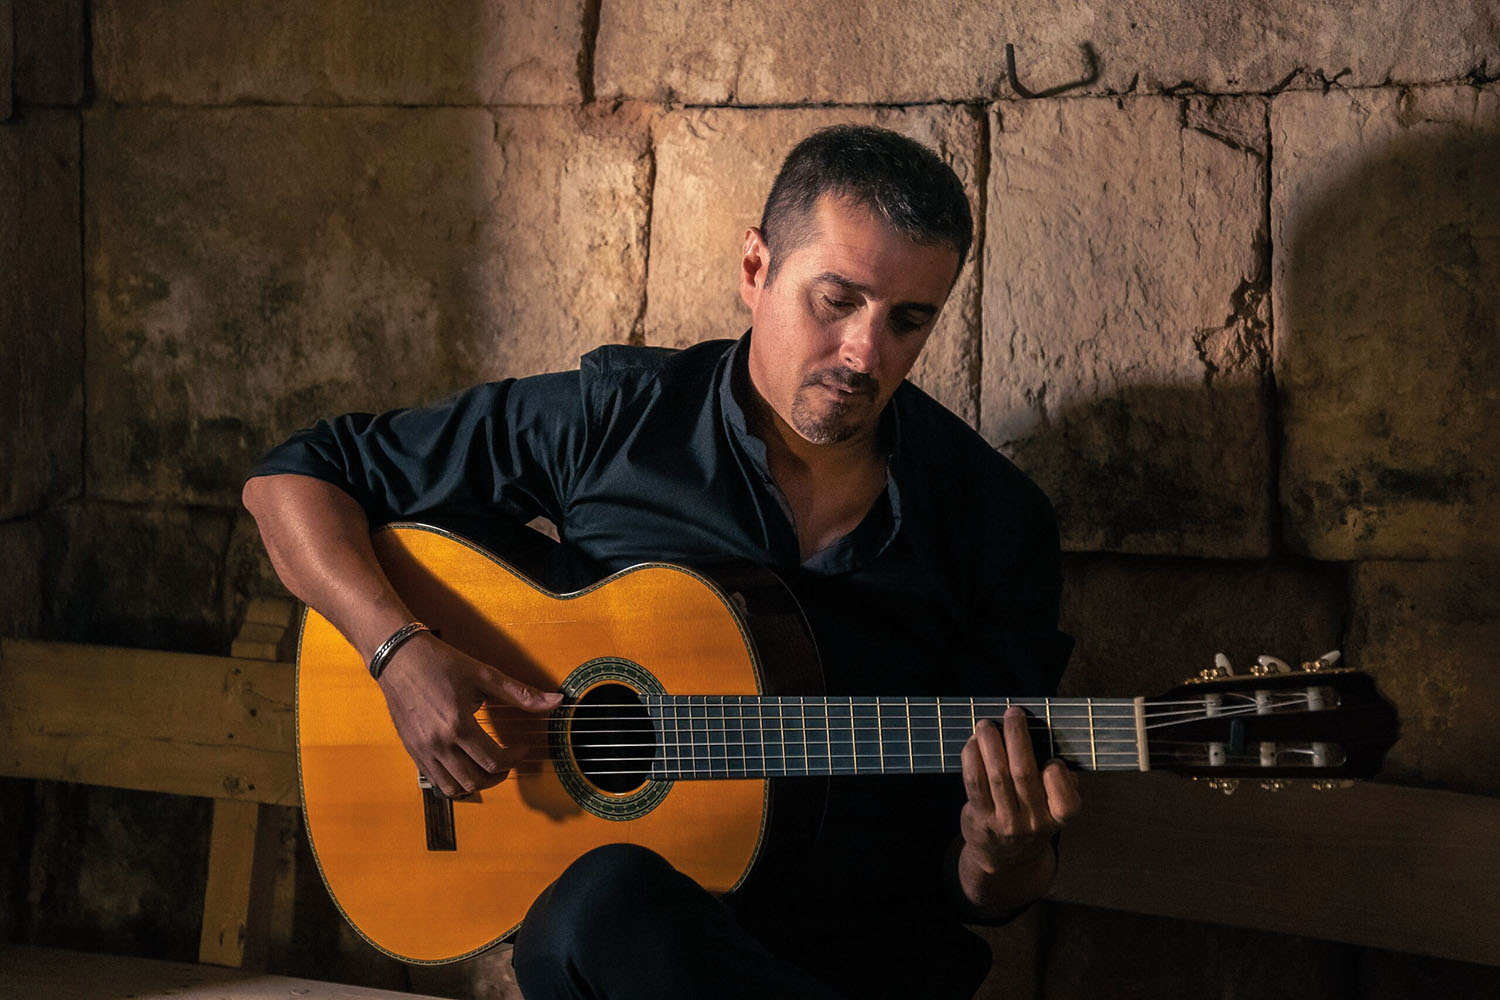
[
  {"left": 1, "top": 110, "right": 82, "bottom": 520},
  {"left": 86, "top": 105, "right": 652, "bottom": 506},
  {"left": 26, "top": 780, "right": 211, "bottom": 964},
  {"left": 647, "top": 107, "right": 983, "bottom": 424},
  {"left": 12, "top": 0, "right": 85, "bottom": 104},
  {"left": 1348, "top": 560, "right": 1500, "bottom": 795},
  {"left": 1057, "top": 555, "right": 1346, "bottom": 699},
  {"left": 41, "top": 504, "right": 236, "bottom": 653},
  {"left": 984, "top": 96, "right": 1272, "bottom": 557},
  {"left": 1273, "top": 87, "right": 1500, "bottom": 560},
  {"left": 596, "top": 1, "right": 1498, "bottom": 105},
  {"left": 93, "top": 0, "right": 584, "bottom": 105}
]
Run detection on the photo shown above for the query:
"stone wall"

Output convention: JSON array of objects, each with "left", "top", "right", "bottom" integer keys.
[{"left": 3, "top": 2, "right": 1498, "bottom": 996}]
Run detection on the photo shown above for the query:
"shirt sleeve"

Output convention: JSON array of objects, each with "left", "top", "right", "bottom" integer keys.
[{"left": 245, "top": 370, "right": 590, "bottom": 527}]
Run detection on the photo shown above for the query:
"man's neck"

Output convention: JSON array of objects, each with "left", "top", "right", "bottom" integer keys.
[{"left": 743, "top": 384, "right": 890, "bottom": 561}]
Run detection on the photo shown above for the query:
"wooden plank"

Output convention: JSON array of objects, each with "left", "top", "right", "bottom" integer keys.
[
  {"left": 0, "top": 639, "right": 297, "bottom": 805},
  {"left": 199, "top": 799, "right": 281, "bottom": 968},
  {"left": 0, "top": 944, "right": 445, "bottom": 999},
  {"left": 1050, "top": 771, "right": 1500, "bottom": 967}
]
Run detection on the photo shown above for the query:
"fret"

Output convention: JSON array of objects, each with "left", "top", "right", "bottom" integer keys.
[
  {"left": 904, "top": 697, "right": 914, "bottom": 773},
  {"left": 828, "top": 695, "right": 840, "bottom": 773},
  {"left": 715, "top": 696, "right": 727, "bottom": 778},
  {"left": 649, "top": 695, "right": 664, "bottom": 780},
  {"left": 696, "top": 695, "right": 708, "bottom": 779},
  {"left": 747, "top": 695, "right": 762, "bottom": 773},
  {"left": 674, "top": 696, "right": 684, "bottom": 779},
  {"left": 851, "top": 697, "right": 880, "bottom": 776},
  {"left": 907, "top": 698, "right": 937, "bottom": 773},
  {"left": 732, "top": 696, "right": 747, "bottom": 778},
  {"left": 780, "top": 695, "right": 792, "bottom": 773},
  {"left": 1087, "top": 697, "right": 1097, "bottom": 771},
  {"left": 936, "top": 698, "right": 948, "bottom": 772},
  {"left": 659, "top": 696, "right": 673, "bottom": 780},
  {"left": 799, "top": 697, "right": 815, "bottom": 777},
  {"left": 875, "top": 698, "right": 885, "bottom": 774},
  {"left": 1044, "top": 699, "right": 1055, "bottom": 760}
]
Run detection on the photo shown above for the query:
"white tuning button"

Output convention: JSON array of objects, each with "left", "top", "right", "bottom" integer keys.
[{"left": 1254, "top": 655, "right": 1291, "bottom": 676}]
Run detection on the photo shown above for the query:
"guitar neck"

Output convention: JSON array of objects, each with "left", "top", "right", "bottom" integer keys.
[{"left": 636, "top": 695, "right": 1148, "bottom": 779}]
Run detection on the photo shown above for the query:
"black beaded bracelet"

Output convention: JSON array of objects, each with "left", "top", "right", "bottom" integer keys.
[{"left": 368, "top": 621, "right": 430, "bottom": 680}]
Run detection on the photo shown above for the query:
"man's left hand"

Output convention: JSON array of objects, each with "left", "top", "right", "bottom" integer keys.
[{"left": 957, "top": 705, "right": 1082, "bottom": 916}]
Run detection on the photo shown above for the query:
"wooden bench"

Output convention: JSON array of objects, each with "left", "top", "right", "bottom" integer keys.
[
  {"left": 1053, "top": 771, "right": 1500, "bottom": 968},
  {"left": 3, "top": 616, "right": 1497, "bottom": 997},
  {"left": 0, "top": 602, "right": 460, "bottom": 998}
]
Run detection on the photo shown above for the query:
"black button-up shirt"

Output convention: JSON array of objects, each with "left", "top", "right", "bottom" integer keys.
[{"left": 250, "top": 333, "right": 1070, "bottom": 980}]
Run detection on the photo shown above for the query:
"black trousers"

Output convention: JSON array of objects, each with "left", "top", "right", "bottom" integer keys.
[{"left": 511, "top": 844, "right": 990, "bottom": 1000}]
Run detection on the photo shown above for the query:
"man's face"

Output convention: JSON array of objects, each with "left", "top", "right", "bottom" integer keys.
[{"left": 741, "top": 195, "right": 960, "bottom": 447}]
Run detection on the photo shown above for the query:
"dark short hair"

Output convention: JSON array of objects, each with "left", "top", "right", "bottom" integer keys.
[{"left": 758, "top": 124, "right": 973, "bottom": 285}]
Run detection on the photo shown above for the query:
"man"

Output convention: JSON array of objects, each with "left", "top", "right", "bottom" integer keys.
[{"left": 244, "top": 125, "right": 1079, "bottom": 998}]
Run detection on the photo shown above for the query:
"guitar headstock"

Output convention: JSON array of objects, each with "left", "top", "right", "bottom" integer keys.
[{"left": 1144, "top": 651, "right": 1399, "bottom": 788}]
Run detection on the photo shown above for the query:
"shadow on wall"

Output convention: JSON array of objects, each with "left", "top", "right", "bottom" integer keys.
[{"left": 1276, "top": 109, "right": 1500, "bottom": 562}]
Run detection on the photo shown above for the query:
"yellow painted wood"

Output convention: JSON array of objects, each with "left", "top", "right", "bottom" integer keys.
[
  {"left": 1051, "top": 771, "right": 1500, "bottom": 967},
  {"left": 0, "top": 639, "right": 297, "bottom": 805},
  {"left": 299, "top": 526, "right": 769, "bottom": 964},
  {"left": 0, "top": 944, "right": 447, "bottom": 999}
]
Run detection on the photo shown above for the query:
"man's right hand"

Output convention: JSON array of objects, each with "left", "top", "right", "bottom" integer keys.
[{"left": 375, "top": 631, "right": 564, "bottom": 798}]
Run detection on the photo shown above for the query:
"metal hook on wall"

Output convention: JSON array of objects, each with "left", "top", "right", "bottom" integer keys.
[{"left": 1005, "top": 42, "right": 1101, "bottom": 99}]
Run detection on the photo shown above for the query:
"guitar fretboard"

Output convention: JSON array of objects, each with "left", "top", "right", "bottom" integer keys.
[{"left": 634, "top": 696, "right": 1146, "bottom": 778}]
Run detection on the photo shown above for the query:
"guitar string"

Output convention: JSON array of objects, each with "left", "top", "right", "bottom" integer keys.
[
  {"left": 464, "top": 694, "right": 1313, "bottom": 734},
  {"left": 505, "top": 733, "right": 1366, "bottom": 775},
  {"left": 474, "top": 731, "right": 1344, "bottom": 773},
  {"left": 465, "top": 692, "right": 1310, "bottom": 722},
  {"left": 470, "top": 693, "right": 1309, "bottom": 721},
  {"left": 477, "top": 736, "right": 1364, "bottom": 773},
  {"left": 412, "top": 693, "right": 1334, "bottom": 771}
]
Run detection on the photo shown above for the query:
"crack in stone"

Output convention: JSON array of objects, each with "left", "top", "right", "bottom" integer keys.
[{"left": 1193, "top": 278, "right": 1270, "bottom": 386}]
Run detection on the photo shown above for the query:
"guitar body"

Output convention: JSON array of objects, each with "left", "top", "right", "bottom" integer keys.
[{"left": 297, "top": 523, "right": 822, "bottom": 964}]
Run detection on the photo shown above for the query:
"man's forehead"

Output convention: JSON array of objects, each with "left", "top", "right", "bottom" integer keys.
[{"left": 787, "top": 198, "right": 960, "bottom": 301}]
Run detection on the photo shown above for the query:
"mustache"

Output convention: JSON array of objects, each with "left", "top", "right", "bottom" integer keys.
[{"left": 803, "top": 366, "right": 877, "bottom": 396}]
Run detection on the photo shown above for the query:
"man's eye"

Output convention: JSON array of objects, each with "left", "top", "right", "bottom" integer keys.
[{"left": 822, "top": 296, "right": 853, "bottom": 311}]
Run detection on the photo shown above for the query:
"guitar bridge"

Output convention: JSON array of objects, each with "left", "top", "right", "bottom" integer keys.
[{"left": 418, "top": 775, "right": 457, "bottom": 851}]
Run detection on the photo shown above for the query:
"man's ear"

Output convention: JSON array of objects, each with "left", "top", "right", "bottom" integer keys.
[{"left": 739, "top": 227, "right": 770, "bottom": 311}]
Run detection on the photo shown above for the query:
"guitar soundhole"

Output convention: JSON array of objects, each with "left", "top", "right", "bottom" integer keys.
[{"left": 570, "top": 683, "right": 655, "bottom": 794}]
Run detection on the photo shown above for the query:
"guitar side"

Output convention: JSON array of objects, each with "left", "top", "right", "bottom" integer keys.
[{"left": 297, "top": 524, "right": 793, "bottom": 964}]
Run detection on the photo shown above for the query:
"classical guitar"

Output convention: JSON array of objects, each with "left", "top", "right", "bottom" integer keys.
[{"left": 296, "top": 523, "right": 1399, "bottom": 964}]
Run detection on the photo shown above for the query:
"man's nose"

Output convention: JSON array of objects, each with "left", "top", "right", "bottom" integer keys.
[{"left": 839, "top": 315, "right": 882, "bottom": 374}]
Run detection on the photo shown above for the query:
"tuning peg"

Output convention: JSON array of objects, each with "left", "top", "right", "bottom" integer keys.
[
  {"left": 1258, "top": 779, "right": 1289, "bottom": 792},
  {"left": 1199, "top": 653, "right": 1235, "bottom": 680},
  {"left": 1205, "top": 778, "right": 1239, "bottom": 796},
  {"left": 1302, "top": 650, "right": 1342, "bottom": 673},
  {"left": 1251, "top": 655, "right": 1291, "bottom": 677},
  {"left": 1310, "top": 779, "right": 1355, "bottom": 792}
]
